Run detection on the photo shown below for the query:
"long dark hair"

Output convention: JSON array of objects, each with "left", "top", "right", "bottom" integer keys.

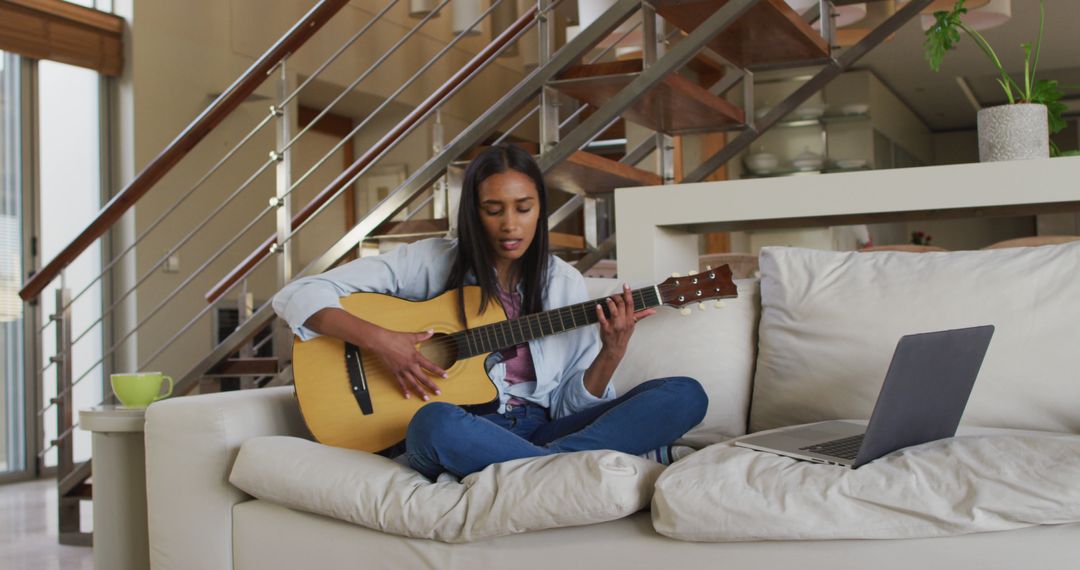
[{"left": 445, "top": 144, "right": 550, "bottom": 325}]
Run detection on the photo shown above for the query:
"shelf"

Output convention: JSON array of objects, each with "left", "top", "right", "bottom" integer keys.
[
  {"left": 550, "top": 59, "right": 744, "bottom": 134},
  {"left": 765, "top": 113, "right": 871, "bottom": 129},
  {"left": 616, "top": 156, "right": 1080, "bottom": 282},
  {"left": 651, "top": 0, "right": 828, "bottom": 69},
  {"left": 739, "top": 165, "right": 871, "bottom": 179}
]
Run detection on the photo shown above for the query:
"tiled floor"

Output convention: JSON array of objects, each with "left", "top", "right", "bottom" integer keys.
[{"left": 0, "top": 479, "right": 94, "bottom": 569}]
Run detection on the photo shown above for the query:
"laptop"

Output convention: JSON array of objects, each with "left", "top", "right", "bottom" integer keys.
[{"left": 735, "top": 325, "right": 995, "bottom": 468}]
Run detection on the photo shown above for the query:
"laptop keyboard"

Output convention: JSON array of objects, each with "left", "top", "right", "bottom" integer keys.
[{"left": 800, "top": 433, "right": 865, "bottom": 460}]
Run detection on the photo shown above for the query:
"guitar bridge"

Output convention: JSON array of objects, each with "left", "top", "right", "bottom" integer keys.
[{"left": 344, "top": 343, "right": 374, "bottom": 415}]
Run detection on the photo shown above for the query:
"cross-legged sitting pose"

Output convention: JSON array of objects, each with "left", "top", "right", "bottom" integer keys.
[{"left": 273, "top": 145, "right": 707, "bottom": 479}]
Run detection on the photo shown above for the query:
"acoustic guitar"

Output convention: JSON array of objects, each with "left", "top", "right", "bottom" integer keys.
[{"left": 291, "top": 266, "right": 738, "bottom": 452}]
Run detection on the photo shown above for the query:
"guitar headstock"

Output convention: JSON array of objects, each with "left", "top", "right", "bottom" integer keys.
[{"left": 657, "top": 265, "right": 738, "bottom": 308}]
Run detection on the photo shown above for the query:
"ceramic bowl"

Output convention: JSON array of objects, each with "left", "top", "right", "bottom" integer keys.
[
  {"left": 791, "top": 149, "right": 824, "bottom": 171},
  {"left": 745, "top": 152, "right": 780, "bottom": 173},
  {"left": 839, "top": 103, "right": 870, "bottom": 116},
  {"left": 834, "top": 158, "right": 868, "bottom": 169}
]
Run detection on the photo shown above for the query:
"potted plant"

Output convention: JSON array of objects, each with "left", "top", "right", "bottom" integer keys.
[{"left": 924, "top": 0, "right": 1067, "bottom": 161}]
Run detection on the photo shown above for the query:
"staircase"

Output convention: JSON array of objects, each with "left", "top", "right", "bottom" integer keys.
[{"left": 18, "top": 0, "right": 934, "bottom": 543}]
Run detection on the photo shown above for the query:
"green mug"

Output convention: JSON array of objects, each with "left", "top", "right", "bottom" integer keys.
[{"left": 111, "top": 372, "right": 173, "bottom": 408}]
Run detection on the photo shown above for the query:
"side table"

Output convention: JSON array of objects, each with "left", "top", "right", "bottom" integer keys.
[{"left": 80, "top": 405, "right": 150, "bottom": 570}]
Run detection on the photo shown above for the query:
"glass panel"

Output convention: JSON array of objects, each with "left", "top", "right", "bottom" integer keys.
[
  {"left": 37, "top": 60, "right": 103, "bottom": 467},
  {"left": 1, "top": 51, "right": 25, "bottom": 475}
]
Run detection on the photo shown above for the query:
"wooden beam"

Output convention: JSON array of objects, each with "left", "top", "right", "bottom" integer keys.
[{"left": 699, "top": 131, "right": 731, "bottom": 253}]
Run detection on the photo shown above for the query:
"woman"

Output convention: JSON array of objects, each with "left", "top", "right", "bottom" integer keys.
[{"left": 272, "top": 145, "right": 707, "bottom": 480}]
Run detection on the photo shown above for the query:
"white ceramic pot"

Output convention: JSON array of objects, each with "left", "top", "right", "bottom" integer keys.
[
  {"left": 977, "top": 103, "right": 1049, "bottom": 162},
  {"left": 746, "top": 152, "right": 779, "bottom": 174}
]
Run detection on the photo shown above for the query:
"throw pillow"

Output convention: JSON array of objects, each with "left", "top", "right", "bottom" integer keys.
[
  {"left": 587, "top": 277, "right": 760, "bottom": 444},
  {"left": 652, "top": 425, "right": 1080, "bottom": 541},
  {"left": 229, "top": 436, "right": 663, "bottom": 543},
  {"left": 751, "top": 242, "right": 1080, "bottom": 433}
]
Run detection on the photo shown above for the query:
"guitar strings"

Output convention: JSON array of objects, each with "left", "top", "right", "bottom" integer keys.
[{"left": 333, "top": 282, "right": 708, "bottom": 386}]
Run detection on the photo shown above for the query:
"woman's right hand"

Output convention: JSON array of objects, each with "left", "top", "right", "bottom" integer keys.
[{"left": 368, "top": 328, "right": 447, "bottom": 400}]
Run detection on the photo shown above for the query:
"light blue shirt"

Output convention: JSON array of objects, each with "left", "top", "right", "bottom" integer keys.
[{"left": 272, "top": 238, "right": 615, "bottom": 418}]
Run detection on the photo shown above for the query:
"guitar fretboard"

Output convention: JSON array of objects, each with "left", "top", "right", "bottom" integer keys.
[{"left": 450, "top": 286, "right": 661, "bottom": 359}]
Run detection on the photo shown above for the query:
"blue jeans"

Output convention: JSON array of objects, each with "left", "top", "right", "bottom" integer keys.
[{"left": 405, "top": 377, "right": 707, "bottom": 479}]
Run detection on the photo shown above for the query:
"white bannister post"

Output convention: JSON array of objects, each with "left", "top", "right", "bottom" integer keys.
[
  {"left": 432, "top": 110, "right": 448, "bottom": 225},
  {"left": 538, "top": 0, "right": 559, "bottom": 153},
  {"left": 53, "top": 286, "right": 85, "bottom": 544},
  {"left": 270, "top": 59, "right": 294, "bottom": 373}
]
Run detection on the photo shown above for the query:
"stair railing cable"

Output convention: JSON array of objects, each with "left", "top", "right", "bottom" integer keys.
[
  {"left": 35, "top": 0, "right": 401, "bottom": 334},
  {"left": 34, "top": 0, "right": 547, "bottom": 442},
  {"left": 18, "top": 0, "right": 352, "bottom": 304},
  {"left": 165, "top": 0, "right": 559, "bottom": 399},
  {"left": 272, "top": 11, "right": 539, "bottom": 252},
  {"left": 166, "top": 0, "right": 657, "bottom": 400},
  {"left": 205, "top": 0, "right": 536, "bottom": 302},
  {"left": 32, "top": 0, "right": 402, "bottom": 380},
  {"left": 272, "top": 0, "right": 504, "bottom": 208},
  {"left": 32, "top": 0, "right": 459, "bottom": 443},
  {"left": 35, "top": 0, "right": 478, "bottom": 406}
]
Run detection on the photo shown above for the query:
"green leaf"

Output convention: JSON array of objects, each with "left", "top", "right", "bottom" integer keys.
[
  {"left": 1022, "top": 42, "right": 1032, "bottom": 99},
  {"left": 1031, "top": 79, "right": 1068, "bottom": 134},
  {"left": 923, "top": 1, "right": 968, "bottom": 72}
]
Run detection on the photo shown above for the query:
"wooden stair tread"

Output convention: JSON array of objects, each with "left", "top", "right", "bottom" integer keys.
[
  {"left": 652, "top": 0, "right": 828, "bottom": 69},
  {"left": 550, "top": 232, "right": 586, "bottom": 251},
  {"left": 550, "top": 59, "right": 744, "bottom": 134},
  {"left": 545, "top": 151, "right": 661, "bottom": 195}
]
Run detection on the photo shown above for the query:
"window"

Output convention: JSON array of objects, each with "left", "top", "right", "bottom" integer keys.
[
  {"left": 37, "top": 59, "right": 105, "bottom": 468},
  {"left": 0, "top": 51, "right": 25, "bottom": 476}
]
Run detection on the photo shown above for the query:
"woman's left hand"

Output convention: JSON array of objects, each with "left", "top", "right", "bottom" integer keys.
[{"left": 595, "top": 283, "right": 656, "bottom": 359}]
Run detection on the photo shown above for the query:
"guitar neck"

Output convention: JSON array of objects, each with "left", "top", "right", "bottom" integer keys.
[{"left": 453, "top": 285, "right": 662, "bottom": 358}]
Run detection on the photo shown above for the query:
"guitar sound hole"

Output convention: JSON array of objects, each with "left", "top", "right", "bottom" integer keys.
[{"left": 418, "top": 332, "right": 460, "bottom": 370}]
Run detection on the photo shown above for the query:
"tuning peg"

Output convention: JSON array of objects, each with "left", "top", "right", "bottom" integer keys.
[
  {"left": 671, "top": 272, "right": 681, "bottom": 278},
  {"left": 679, "top": 307, "right": 692, "bottom": 316},
  {"left": 714, "top": 300, "right": 726, "bottom": 308},
  {"left": 688, "top": 269, "right": 697, "bottom": 276},
  {"left": 705, "top": 265, "right": 712, "bottom": 271}
]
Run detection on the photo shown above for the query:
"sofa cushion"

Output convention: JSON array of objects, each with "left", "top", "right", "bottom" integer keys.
[
  {"left": 229, "top": 436, "right": 663, "bottom": 543},
  {"left": 587, "top": 277, "right": 759, "bottom": 444},
  {"left": 652, "top": 425, "right": 1080, "bottom": 542},
  {"left": 751, "top": 242, "right": 1080, "bottom": 433}
]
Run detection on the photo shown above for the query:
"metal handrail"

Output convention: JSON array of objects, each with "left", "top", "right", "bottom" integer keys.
[
  {"left": 19, "top": 0, "right": 351, "bottom": 302},
  {"left": 493, "top": 104, "right": 541, "bottom": 145},
  {"left": 36, "top": 112, "right": 275, "bottom": 340},
  {"left": 278, "top": 9, "right": 540, "bottom": 248},
  {"left": 280, "top": 0, "right": 403, "bottom": 109},
  {"left": 40, "top": 202, "right": 276, "bottom": 415},
  {"left": 36, "top": 0, "right": 402, "bottom": 326},
  {"left": 272, "top": 0, "right": 503, "bottom": 209},
  {"left": 35, "top": 0, "right": 441, "bottom": 374},
  {"left": 205, "top": 0, "right": 541, "bottom": 303},
  {"left": 166, "top": 0, "right": 647, "bottom": 401},
  {"left": 38, "top": 0, "right": 547, "bottom": 419},
  {"left": 275, "top": 0, "right": 454, "bottom": 167}
]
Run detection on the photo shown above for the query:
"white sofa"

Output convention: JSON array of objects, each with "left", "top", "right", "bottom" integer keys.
[{"left": 145, "top": 244, "right": 1080, "bottom": 569}]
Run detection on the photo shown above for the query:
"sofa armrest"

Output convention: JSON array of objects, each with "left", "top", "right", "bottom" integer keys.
[{"left": 145, "top": 386, "right": 308, "bottom": 570}]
